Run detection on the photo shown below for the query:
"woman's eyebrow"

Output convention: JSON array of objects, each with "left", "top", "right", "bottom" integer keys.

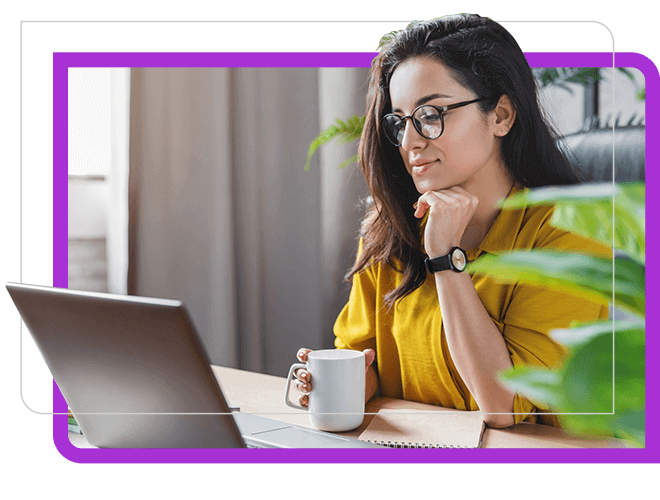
[{"left": 391, "top": 92, "right": 453, "bottom": 113}]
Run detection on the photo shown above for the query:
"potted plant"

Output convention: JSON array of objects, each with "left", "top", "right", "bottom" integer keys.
[{"left": 468, "top": 182, "right": 645, "bottom": 446}]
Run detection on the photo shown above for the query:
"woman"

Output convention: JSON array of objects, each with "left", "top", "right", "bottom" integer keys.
[{"left": 293, "top": 14, "right": 609, "bottom": 428}]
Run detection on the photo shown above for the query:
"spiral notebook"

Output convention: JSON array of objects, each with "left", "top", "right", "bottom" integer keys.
[{"left": 358, "top": 409, "right": 486, "bottom": 448}]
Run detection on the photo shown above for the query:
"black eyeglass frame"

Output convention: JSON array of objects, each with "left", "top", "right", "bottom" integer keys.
[{"left": 380, "top": 97, "right": 488, "bottom": 147}]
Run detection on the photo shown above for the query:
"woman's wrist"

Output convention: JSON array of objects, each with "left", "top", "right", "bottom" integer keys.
[{"left": 433, "top": 267, "right": 473, "bottom": 289}]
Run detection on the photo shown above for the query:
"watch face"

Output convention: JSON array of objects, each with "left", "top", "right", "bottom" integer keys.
[{"left": 451, "top": 248, "right": 467, "bottom": 271}]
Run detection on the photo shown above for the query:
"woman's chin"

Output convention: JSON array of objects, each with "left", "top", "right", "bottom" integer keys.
[{"left": 414, "top": 179, "right": 450, "bottom": 194}]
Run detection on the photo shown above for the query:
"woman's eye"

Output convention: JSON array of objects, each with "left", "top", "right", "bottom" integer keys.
[{"left": 421, "top": 113, "right": 442, "bottom": 123}]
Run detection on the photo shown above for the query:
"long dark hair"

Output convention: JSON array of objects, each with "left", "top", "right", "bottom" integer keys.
[{"left": 349, "top": 14, "right": 584, "bottom": 308}]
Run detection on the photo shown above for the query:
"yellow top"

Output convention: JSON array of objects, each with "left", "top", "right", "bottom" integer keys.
[{"left": 334, "top": 185, "right": 611, "bottom": 426}]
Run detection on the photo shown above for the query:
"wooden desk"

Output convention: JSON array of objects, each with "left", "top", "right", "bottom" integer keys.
[
  {"left": 68, "top": 365, "right": 629, "bottom": 448},
  {"left": 211, "top": 365, "right": 629, "bottom": 448}
]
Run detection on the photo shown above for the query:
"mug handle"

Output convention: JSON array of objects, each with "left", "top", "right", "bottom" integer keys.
[{"left": 284, "top": 362, "right": 308, "bottom": 410}]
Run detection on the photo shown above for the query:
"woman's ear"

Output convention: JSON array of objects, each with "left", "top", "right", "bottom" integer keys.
[{"left": 492, "top": 94, "right": 516, "bottom": 137}]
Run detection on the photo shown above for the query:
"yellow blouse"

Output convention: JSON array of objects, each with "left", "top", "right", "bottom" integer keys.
[{"left": 334, "top": 185, "right": 611, "bottom": 426}]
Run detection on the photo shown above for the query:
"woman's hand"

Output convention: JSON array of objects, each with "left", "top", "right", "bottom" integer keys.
[
  {"left": 413, "top": 186, "right": 478, "bottom": 258},
  {"left": 293, "top": 348, "right": 377, "bottom": 407}
]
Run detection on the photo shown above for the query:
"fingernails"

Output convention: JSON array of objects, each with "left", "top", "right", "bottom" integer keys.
[
  {"left": 296, "top": 381, "right": 310, "bottom": 393},
  {"left": 413, "top": 202, "right": 419, "bottom": 210}
]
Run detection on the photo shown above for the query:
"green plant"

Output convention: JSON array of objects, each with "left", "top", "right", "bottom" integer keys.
[
  {"left": 304, "top": 67, "right": 644, "bottom": 171},
  {"left": 531, "top": 67, "right": 639, "bottom": 95},
  {"left": 468, "top": 182, "right": 645, "bottom": 446},
  {"left": 303, "top": 115, "right": 364, "bottom": 171}
]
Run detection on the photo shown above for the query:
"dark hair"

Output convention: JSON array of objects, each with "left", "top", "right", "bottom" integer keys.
[{"left": 349, "top": 14, "right": 584, "bottom": 308}]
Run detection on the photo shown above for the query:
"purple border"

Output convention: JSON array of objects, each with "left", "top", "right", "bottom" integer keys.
[{"left": 52, "top": 52, "right": 657, "bottom": 464}]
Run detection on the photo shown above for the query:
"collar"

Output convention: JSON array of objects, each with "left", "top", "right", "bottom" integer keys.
[
  {"left": 466, "top": 182, "right": 527, "bottom": 261},
  {"left": 418, "top": 183, "right": 527, "bottom": 260}
]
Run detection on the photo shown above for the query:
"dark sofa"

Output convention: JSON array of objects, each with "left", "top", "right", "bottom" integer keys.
[
  {"left": 559, "top": 123, "right": 645, "bottom": 321},
  {"left": 559, "top": 124, "right": 645, "bottom": 183}
]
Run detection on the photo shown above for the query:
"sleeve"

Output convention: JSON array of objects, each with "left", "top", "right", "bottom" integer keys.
[
  {"left": 502, "top": 229, "right": 611, "bottom": 425},
  {"left": 333, "top": 240, "right": 379, "bottom": 353}
]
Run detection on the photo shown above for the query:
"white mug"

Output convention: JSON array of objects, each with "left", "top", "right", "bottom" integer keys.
[{"left": 284, "top": 349, "right": 365, "bottom": 432}]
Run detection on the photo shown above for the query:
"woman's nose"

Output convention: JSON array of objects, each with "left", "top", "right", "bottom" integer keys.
[{"left": 399, "top": 118, "right": 426, "bottom": 151}]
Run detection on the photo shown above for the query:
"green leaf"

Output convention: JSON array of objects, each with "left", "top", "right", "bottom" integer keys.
[
  {"left": 499, "top": 183, "right": 645, "bottom": 264},
  {"left": 337, "top": 154, "right": 360, "bottom": 169},
  {"left": 613, "top": 410, "right": 645, "bottom": 447},
  {"left": 533, "top": 67, "right": 601, "bottom": 89},
  {"left": 377, "top": 29, "right": 402, "bottom": 50},
  {"left": 501, "top": 183, "right": 620, "bottom": 207},
  {"left": 550, "top": 319, "right": 646, "bottom": 414},
  {"left": 564, "top": 68, "right": 601, "bottom": 86},
  {"left": 499, "top": 366, "right": 564, "bottom": 409},
  {"left": 550, "top": 318, "right": 644, "bottom": 347},
  {"left": 499, "top": 320, "right": 645, "bottom": 445},
  {"left": 304, "top": 115, "right": 365, "bottom": 171},
  {"left": 559, "top": 325, "right": 645, "bottom": 442},
  {"left": 554, "top": 82, "right": 574, "bottom": 95},
  {"left": 617, "top": 67, "right": 636, "bottom": 80},
  {"left": 467, "top": 251, "right": 645, "bottom": 317},
  {"left": 560, "top": 330, "right": 614, "bottom": 413}
]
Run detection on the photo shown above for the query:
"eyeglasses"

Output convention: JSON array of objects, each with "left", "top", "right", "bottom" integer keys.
[{"left": 380, "top": 97, "right": 487, "bottom": 147}]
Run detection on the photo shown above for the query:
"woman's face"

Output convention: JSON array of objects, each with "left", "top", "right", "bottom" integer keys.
[{"left": 388, "top": 57, "right": 503, "bottom": 194}]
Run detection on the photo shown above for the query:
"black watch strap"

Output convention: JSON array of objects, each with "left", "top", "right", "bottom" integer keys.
[{"left": 424, "top": 247, "right": 468, "bottom": 274}]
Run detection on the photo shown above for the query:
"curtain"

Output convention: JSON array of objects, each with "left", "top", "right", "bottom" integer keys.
[
  {"left": 127, "top": 67, "right": 369, "bottom": 376},
  {"left": 107, "top": 68, "right": 130, "bottom": 295}
]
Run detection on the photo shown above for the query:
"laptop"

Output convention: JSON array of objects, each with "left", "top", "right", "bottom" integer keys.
[{"left": 7, "top": 283, "right": 380, "bottom": 449}]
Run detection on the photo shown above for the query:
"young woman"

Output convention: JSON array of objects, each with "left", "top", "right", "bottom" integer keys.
[{"left": 293, "top": 14, "right": 609, "bottom": 428}]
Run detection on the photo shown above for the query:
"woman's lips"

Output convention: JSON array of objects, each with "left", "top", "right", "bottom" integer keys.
[{"left": 411, "top": 160, "right": 436, "bottom": 175}]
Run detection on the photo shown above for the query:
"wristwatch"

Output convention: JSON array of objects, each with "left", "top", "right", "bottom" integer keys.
[{"left": 424, "top": 246, "right": 468, "bottom": 274}]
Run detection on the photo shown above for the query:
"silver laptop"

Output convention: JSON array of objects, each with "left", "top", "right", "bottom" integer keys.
[{"left": 7, "top": 283, "right": 380, "bottom": 449}]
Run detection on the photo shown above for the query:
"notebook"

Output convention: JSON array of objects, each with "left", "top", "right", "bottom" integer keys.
[
  {"left": 7, "top": 282, "right": 380, "bottom": 449},
  {"left": 358, "top": 409, "right": 486, "bottom": 448}
]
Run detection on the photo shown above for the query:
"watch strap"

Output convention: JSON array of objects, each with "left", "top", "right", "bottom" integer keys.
[
  {"left": 424, "top": 247, "right": 468, "bottom": 274},
  {"left": 425, "top": 254, "right": 452, "bottom": 273}
]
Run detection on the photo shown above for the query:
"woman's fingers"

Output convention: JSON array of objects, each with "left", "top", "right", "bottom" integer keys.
[
  {"left": 414, "top": 188, "right": 478, "bottom": 215},
  {"left": 414, "top": 190, "right": 454, "bottom": 218},
  {"left": 293, "top": 348, "right": 375, "bottom": 407},
  {"left": 294, "top": 348, "right": 313, "bottom": 396},
  {"left": 293, "top": 379, "right": 312, "bottom": 393},
  {"left": 440, "top": 187, "right": 479, "bottom": 212},
  {"left": 294, "top": 369, "right": 311, "bottom": 383},
  {"left": 297, "top": 347, "right": 312, "bottom": 362},
  {"left": 364, "top": 348, "right": 376, "bottom": 369},
  {"left": 413, "top": 198, "right": 431, "bottom": 218}
]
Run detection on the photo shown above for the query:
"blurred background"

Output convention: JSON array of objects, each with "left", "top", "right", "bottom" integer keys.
[{"left": 67, "top": 65, "right": 645, "bottom": 377}]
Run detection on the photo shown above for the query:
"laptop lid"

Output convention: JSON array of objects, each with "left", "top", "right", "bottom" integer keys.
[{"left": 7, "top": 282, "right": 245, "bottom": 448}]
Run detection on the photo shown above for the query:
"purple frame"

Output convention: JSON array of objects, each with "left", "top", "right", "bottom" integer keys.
[{"left": 52, "top": 52, "right": 657, "bottom": 463}]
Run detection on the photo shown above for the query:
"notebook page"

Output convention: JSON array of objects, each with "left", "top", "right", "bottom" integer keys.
[{"left": 358, "top": 409, "right": 486, "bottom": 448}]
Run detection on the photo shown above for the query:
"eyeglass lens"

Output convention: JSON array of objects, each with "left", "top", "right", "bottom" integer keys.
[{"left": 383, "top": 105, "right": 444, "bottom": 146}]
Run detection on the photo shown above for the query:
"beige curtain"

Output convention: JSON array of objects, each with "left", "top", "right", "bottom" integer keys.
[{"left": 128, "top": 67, "right": 369, "bottom": 376}]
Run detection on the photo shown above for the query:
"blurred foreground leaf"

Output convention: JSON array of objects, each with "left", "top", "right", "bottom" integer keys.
[
  {"left": 468, "top": 251, "right": 645, "bottom": 318},
  {"left": 499, "top": 366, "right": 564, "bottom": 409},
  {"left": 500, "top": 182, "right": 645, "bottom": 265},
  {"left": 500, "top": 319, "right": 645, "bottom": 446}
]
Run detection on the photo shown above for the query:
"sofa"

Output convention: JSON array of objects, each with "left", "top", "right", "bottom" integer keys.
[
  {"left": 559, "top": 123, "right": 645, "bottom": 322},
  {"left": 558, "top": 123, "right": 645, "bottom": 183}
]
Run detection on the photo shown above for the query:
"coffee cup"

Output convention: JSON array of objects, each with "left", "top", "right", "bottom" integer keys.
[{"left": 284, "top": 349, "right": 365, "bottom": 432}]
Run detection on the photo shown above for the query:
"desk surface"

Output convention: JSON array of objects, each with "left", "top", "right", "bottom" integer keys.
[
  {"left": 210, "top": 365, "right": 629, "bottom": 449},
  {"left": 68, "top": 365, "right": 629, "bottom": 449}
]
